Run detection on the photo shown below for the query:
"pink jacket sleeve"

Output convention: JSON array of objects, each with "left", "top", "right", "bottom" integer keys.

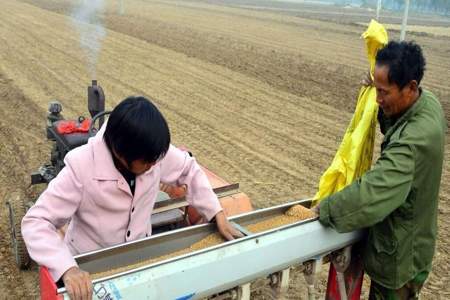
[
  {"left": 21, "top": 154, "right": 83, "bottom": 281},
  {"left": 160, "top": 145, "right": 222, "bottom": 221}
]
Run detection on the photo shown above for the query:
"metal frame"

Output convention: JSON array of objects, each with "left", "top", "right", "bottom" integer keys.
[
  {"left": 153, "top": 183, "right": 240, "bottom": 214},
  {"left": 57, "top": 199, "right": 363, "bottom": 299}
]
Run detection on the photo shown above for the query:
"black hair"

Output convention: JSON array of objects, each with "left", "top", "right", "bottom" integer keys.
[
  {"left": 375, "top": 40, "right": 426, "bottom": 90},
  {"left": 104, "top": 96, "right": 170, "bottom": 166}
]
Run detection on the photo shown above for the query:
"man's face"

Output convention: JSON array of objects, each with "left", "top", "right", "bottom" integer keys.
[{"left": 373, "top": 64, "right": 417, "bottom": 117}]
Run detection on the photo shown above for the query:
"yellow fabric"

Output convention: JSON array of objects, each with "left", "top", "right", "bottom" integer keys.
[{"left": 312, "top": 20, "right": 388, "bottom": 206}]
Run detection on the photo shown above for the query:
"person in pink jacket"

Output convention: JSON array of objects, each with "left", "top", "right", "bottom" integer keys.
[{"left": 22, "top": 96, "right": 242, "bottom": 300}]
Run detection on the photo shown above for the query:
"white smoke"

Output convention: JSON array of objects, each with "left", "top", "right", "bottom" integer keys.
[{"left": 71, "top": 0, "right": 106, "bottom": 79}]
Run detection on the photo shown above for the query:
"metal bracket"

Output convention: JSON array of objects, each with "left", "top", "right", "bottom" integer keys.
[
  {"left": 269, "top": 268, "right": 291, "bottom": 296},
  {"left": 303, "top": 256, "right": 323, "bottom": 300},
  {"left": 331, "top": 246, "right": 352, "bottom": 300},
  {"left": 30, "top": 165, "right": 56, "bottom": 185},
  {"left": 237, "top": 283, "right": 251, "bottom": 300}
]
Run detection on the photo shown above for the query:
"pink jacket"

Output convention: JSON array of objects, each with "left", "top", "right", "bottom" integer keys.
[{"left": 21, "top": 132, "right": 222, "bottom": 281}]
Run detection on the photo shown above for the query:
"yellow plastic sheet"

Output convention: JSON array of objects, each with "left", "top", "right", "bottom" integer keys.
[{"left": 312, "top": 20, "right": 388, "bottom": 206}]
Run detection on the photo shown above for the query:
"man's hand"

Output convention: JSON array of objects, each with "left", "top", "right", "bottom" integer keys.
[
  {"left": 215, "top": 211, "right": 244, "bottom": 241},
  {"left": 62, "top": 266, "right": 92, "bottom": 300},
  {"left": 311, "top": 205, "right": 320, "bottom": 216},
  {"left": 361, "top": 70, "right": 373, "bottom": 87}
]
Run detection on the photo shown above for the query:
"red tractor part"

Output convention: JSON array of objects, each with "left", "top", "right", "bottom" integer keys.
[
  {"left": 39, "top": 167, "right": 253, "bottom": 299},
  {"left": 325, "top": 247, "right": 364, "bottom": 300},
  {"left": 40, "top": 267, "right": 62, "bottom": 300}
]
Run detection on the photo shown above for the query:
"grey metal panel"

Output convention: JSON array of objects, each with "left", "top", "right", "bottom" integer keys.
[
  {"left": 61, "top": 220, "right": 362, "bottom": 299},
  {"left": 155, "top": 191, "right": 170, "bottom": 202},
  {"left": 76, "top": 224, "right": 217, "bottom": 274},
  {"left": 58, "top": 199, "right": 363, "bottom": 299},
  {"left": 74, "top": 199, "right": 313, "bottom": 274}
]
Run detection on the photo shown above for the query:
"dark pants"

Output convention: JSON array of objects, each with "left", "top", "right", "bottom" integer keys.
[{"left": 368, "top": 271, "right": 428, "bottom": 300}]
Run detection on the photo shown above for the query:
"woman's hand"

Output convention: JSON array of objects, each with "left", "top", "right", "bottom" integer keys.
[
  {"left": 62, "top": 266, "right": 92, "bottom": 300},
  {"left": 214, "top": 211, "right": 244, "bottom": 241},
  {"left": 159, "top": 183, "right": 187, "bottom": 199}
]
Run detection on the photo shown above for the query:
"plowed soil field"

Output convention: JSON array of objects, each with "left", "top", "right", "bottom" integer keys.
[{"left": 0, "top": 0, "right": 449, "bottom": 298}]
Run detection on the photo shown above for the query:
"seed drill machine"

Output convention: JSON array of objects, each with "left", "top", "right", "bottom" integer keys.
[{"left": 6, "top": 82, "right": 363, "bottom": 300}]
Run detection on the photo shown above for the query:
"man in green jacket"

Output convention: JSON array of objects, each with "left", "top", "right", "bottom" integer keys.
[{"left": 316, "top": 41, "right": 447, "bottom": 299}]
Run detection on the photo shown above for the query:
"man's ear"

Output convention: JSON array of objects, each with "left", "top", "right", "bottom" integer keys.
[{"left": 408, "top": 80, "right": 419, "bottom": 94}]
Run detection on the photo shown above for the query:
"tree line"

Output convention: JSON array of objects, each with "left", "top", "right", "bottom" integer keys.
[
  {"left": 339, "top": 0, "right": 450, "bottom": 15},
  {"left": 374, "top": 0, "right": 449, "bottom": 14}
]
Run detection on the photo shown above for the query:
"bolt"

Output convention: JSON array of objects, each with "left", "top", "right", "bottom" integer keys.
[{"left": 270, "top": 273, "right": 278, "bottom": 285}]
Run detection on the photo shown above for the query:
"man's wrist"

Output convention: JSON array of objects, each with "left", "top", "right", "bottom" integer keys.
[{"left": 318, "top": 198, "right": 332, "bottom": 227}]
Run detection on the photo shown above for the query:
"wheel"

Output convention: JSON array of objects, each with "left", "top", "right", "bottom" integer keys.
[{"left": 6, "top": 192, "right": 31, "bottom": 269}]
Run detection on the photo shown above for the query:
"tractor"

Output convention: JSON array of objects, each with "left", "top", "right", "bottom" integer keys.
[{"left": 5, "top": 81, "right": 252, "bottom": 269}]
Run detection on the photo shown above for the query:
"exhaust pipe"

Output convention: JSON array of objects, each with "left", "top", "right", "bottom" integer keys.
[{"left": 87, "top": 80, "right": 106, "bottom": 128}]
